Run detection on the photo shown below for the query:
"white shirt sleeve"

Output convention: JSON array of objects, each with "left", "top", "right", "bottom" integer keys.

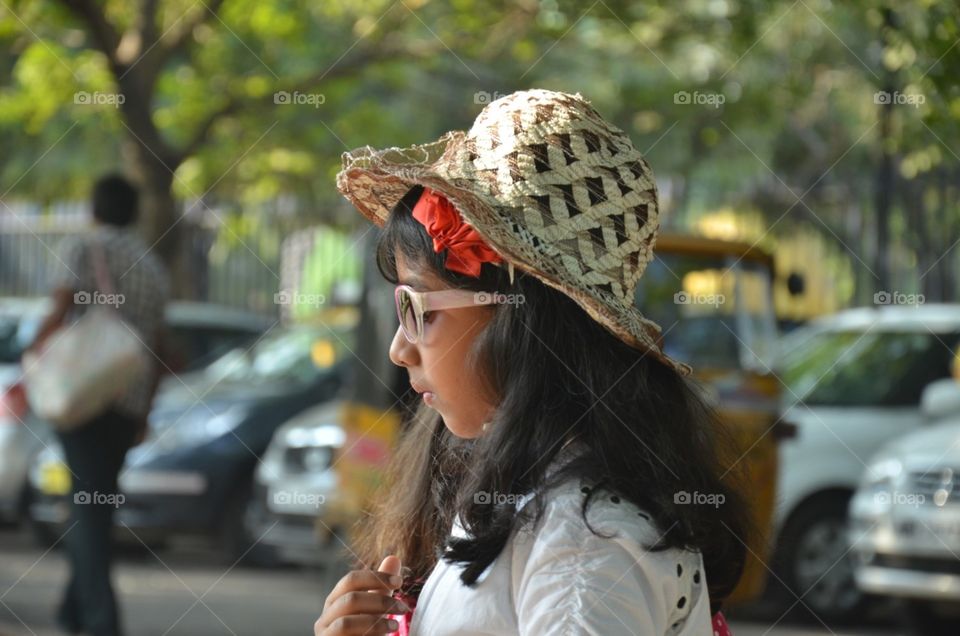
[{"left": 513, "top": 490, "right": 710, "bottom": 635}]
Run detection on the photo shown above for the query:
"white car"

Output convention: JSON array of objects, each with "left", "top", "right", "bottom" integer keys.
[
  {"left": 773, "top": 304, "right": 960, "bottom": 621},
  {"left": 246, "top": 401, "right": 348, "bottom": 566},
  {"left": 0, "top": 298, "right": 51, "bottom": 522},
  {"left": 849, "top": 377, "right": 960, "bottom": 635}
]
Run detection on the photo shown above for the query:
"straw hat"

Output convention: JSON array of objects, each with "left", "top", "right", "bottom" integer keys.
[{"left": 336, "top": 89, "right": 690, "bottom": 375}]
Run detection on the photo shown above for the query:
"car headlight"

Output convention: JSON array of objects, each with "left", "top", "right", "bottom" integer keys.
[
  {"left": 292, "top": 446, "right": 335, "bottom": 473},
  {"left": 284, "top": 424, "right": 344, "bottom": 449},
  {"left": 258, "top": 424, "right": 344, "bottom": 482},
  {"left": 860, "top": 457, "right": 903, "bottom": 490}
]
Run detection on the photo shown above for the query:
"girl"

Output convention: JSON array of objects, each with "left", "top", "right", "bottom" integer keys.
[{"left": 314, "top": 89, "right": 749, "bottom": 635}]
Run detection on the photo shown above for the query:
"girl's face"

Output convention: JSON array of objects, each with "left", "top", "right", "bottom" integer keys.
[{"left": 389, "top": 253, "right": 497, "bottom": 438}]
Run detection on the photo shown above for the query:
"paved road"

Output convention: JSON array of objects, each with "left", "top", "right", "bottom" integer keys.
[{"left": 0, "top": 527, "right": 899, "bottom": 636}]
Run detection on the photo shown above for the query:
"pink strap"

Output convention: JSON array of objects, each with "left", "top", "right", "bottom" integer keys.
[
  {"left": 712, "top": 610, "right": 733, "bottom": 636},
  {"left": 386, "top": 588, "right": 417, "bottom": 635}
]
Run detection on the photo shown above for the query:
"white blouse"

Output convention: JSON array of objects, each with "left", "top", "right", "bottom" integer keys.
[{"left": 408, "top": 474, "right": 712, "bottom": 635}]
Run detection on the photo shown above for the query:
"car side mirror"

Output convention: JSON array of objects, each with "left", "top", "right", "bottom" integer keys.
[{"left": 921, "top": 378, "right": 960, "bottom": 421}]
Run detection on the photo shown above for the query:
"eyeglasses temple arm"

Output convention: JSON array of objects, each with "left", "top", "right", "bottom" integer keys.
[{"left": 421, "top": 289, "right": 497, "bottom": 311}]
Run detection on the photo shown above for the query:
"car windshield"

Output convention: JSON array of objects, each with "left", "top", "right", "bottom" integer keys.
[
  {"left": 166, "top": 324, "right": 263, "bottom": 372},
  {"left": 634, "top": 253, "right": 778, "bottom": 372},
  {"left": 783, "top": 330, "right": 960, "bottom": 407},
  {"left": 203, "top": 325, "right": 351, "bottom": 386}
]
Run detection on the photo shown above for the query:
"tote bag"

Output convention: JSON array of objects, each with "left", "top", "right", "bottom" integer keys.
[{"left": 22, "top": 241, "right": 149, "bottom": 431}]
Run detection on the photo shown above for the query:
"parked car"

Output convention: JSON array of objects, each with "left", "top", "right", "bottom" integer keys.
[
  {"left": 161, "top": 301, "right": 276, "bottom": 373},
  {"left": 0, "top": 298, "right": 49, "bottom": 523},
  {"left": 28, "top": 317, "right": 355, "bottom": 561},
  {"left": 849, "top": 373, "right": 960, "bottom": 635},
  {"left": 1, "top": 300, "right": 271, "bottom": 525},
  {"left": 245, "top": 401, "right": 348, "bottom": 566},
  {"left": 773, "top": 304, "right": 960, "bottom": 621},
  {"left": 0, "top": 298, "right": 49, "bottom": 385}
]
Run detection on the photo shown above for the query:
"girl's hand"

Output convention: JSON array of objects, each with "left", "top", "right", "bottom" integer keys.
[{"left": 315, "top": 555, "right": 411, "bottom": 635}]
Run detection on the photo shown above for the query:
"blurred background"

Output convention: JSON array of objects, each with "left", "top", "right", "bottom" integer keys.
[{"left": 1, "top": 0, "right": 959, "bottom": 634}]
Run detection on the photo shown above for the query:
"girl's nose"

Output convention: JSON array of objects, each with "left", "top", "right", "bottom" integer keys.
[{"left": 389, "top": 325, "right": 419, "bottom": 368}]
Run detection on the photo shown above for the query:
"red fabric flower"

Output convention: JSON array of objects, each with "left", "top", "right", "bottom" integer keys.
[{"left": 411, "top": 187, "right": 502, "bottom": 278}]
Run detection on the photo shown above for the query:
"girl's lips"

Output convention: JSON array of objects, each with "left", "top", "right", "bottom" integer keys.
[
  {"left": 410, "top": 382, "right": 437, "bottom": 406},
  {"left": 410, "top": 381, "right": 430, "bottom": 394}
]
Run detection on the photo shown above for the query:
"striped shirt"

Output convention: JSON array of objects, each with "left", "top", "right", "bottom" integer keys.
[{"left": 49, "top": 224, "right": 170, "bottom": 419}]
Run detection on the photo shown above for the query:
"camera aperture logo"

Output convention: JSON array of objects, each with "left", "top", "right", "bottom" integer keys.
[
  {"left": 474, "top": 91, "right": 507, "bottom": 105},
  {"left": 74, "top": 490, "right": 125, "bottom": 508},
  {"left": 474, "top": 291, "right": 525, "bottom": 306},
  {"left": 875, "top": 491, "right": 925, "bottom": 507},
  {"left": 273, "top": 91, "right": 325, "bottom": 108},
  {"left": 74, "top": 91, "right": 125, "bottom": 108},
  {"left": 874, "top": 91, "right": 925, "bottom": 107},
  {"left": 74, "top": 291, "right": 125, "bottom": 308},
  {"left": 674, "top": 490, "right": 725, "bottom": 508},
  {"left": 873, "top": 290, "right": 924, "bottom": 306},
  {"left": 673, "top": 291, "right": 725, "bottom": 308},
  {"left": 274, "top": 289, "right": 326, "bottom": 308},
  {"left": 473, "top": 490, "right": 523, "bottom": 506},
  {"left": 273, "top": 490, "right": 325, "bottom": 508},
  {"left": 674, "top": 91, "right": 725, "bottom": 108}
]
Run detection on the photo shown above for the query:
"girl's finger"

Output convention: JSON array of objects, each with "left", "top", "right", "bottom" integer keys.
[
  {"left": 376, "top": 555, "right": 402, "bottom": 585},
  {"left": 323, "top": 569, "right": 403, "bottom": 611},
  {"left": 322, "top": 590, "right": 410, "bottom": 625},
  {"left": 316, "top": 614, "right": 401, "bottom": 635}
]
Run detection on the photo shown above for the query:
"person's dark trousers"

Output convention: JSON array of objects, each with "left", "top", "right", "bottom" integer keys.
[{"left": 55, "top": 407, "right": 138, "bottom": 636}]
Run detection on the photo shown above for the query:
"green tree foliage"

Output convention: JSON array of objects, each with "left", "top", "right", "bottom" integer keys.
[{"left": 1, "top": 0, "right": 958, "bottom": 300}]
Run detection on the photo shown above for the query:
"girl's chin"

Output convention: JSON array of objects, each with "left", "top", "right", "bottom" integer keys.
[{"left": 440, "top": 417, "right": 485, "bottom": 439}]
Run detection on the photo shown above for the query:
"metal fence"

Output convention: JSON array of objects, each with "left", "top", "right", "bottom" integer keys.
[{"left": 0, "top": 203, "right": 363, "bottom": 319}]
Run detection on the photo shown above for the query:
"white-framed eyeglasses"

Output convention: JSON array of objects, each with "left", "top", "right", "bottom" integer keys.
[{"left": 394, "top": 284, "right": 499, "bottom": 344}]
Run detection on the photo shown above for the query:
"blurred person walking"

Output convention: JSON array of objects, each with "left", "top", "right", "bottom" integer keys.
[{"left": 28, "top": 174, "right": 170, "bottom": 636}]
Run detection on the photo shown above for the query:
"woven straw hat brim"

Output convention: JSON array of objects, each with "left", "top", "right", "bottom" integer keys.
[{"left": 337, "top": 131, "right": 691, "bottom": 376}]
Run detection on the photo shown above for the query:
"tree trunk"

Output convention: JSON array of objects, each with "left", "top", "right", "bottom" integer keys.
[
  {"left": 936, "top": 166, "right": 959, "bottom": 302},
  {"left": 873, "top": 7, "right": 898, "bottom": 297},
  {"left": 874, "top": 105, "right": 894, "bottom": 297},
  {"left": 121, "top": 136, "right": 198, "bottom": 300},
  {"left": 114, "top": 61, "right": 200, "bottom": 301}
]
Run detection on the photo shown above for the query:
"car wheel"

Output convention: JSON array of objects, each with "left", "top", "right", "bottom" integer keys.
[
  {"left": 901, "top": 599, "right": 960, "bottom": 635},
  {"left": 776, "top": 494, "right": 867, "bottom": 624},
  {"left": 221, "top": 481, "right": 281, "bottom": 567}
]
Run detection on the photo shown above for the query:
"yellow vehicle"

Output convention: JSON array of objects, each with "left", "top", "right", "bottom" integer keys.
[{"left": 634, "top": 233, "right": 795, "bottom": 603}]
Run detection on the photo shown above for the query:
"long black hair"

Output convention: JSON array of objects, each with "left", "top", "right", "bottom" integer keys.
[{"left": 353, "top": 185, "right": 752, "bottom": 614}]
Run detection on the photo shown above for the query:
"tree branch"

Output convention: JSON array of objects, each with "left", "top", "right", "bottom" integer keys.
[
  {"left": 139, "top": 0, "right": 161, "bottom": 50},
  {"left": 59, "top": 0, "right": 121, "bottom": 64},
  {"left": 174, "top": 42, "right": 416, "bottom": 162},
  {"left": 157, "top": 0, "right": 227, "bottom": 60}
]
